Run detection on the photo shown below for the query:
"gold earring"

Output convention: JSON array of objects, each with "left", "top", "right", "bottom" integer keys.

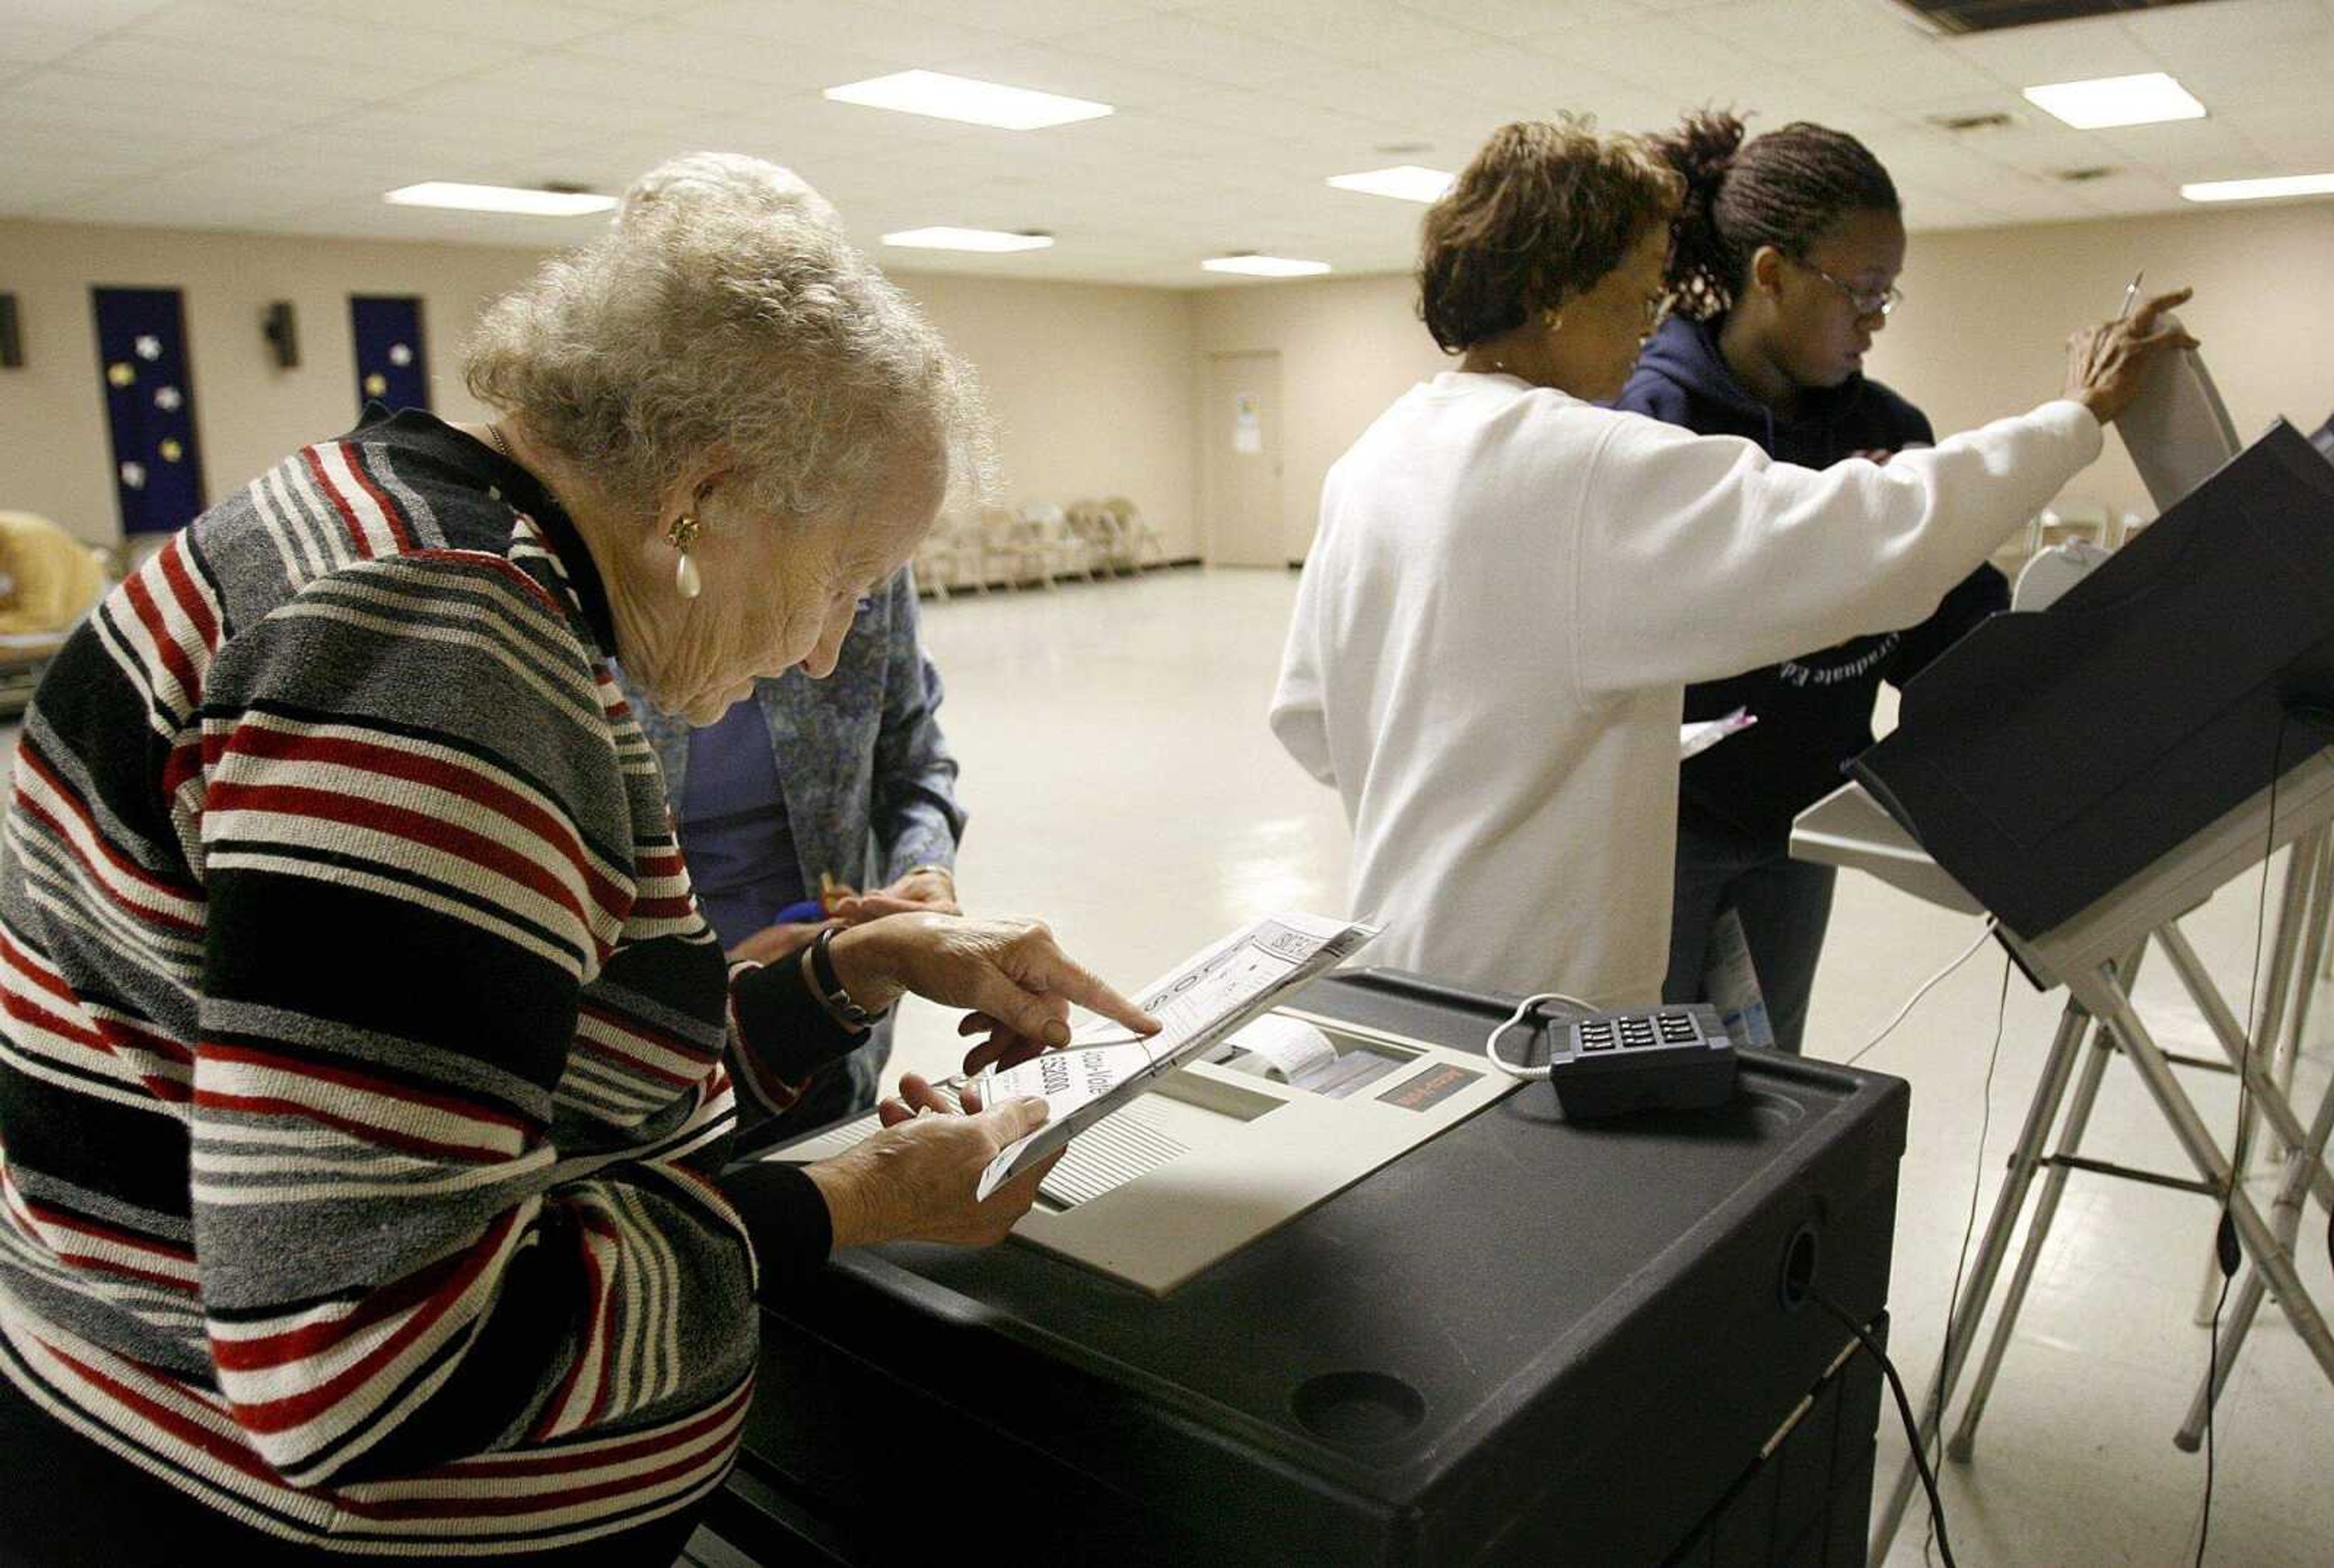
[{"left": 667, "top": 514, "right": 703, "bottom": 600}]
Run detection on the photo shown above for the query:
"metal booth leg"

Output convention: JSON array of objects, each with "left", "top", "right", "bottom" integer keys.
[
  {"left": 1868, "top": 989, "right": 2096, "bottom": 1563},
  {"left": 1947, "top": 941, "right": 2150, "bottom": 1463},
  {"left": 2175, "top": 1060, "right": 2334, "bottom": 1449},
  {"left": 2079, "top": 965, "right": 2334, "bottom": 1384},
  {"left": 2192, "top": 833, "right": 2323, "bottom": 1318}
]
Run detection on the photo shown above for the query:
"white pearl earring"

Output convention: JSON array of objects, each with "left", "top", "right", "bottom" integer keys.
[{"left": 667, "top": 514, "right": 703, "bottom": 600}]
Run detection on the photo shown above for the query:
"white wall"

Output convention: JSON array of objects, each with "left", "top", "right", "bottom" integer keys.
[
  {"left": 1193, "top": 273, "right": 1448, "bottom": 564},
  {"left": 0, "top": 220, "right": 537, "bottom": 542},
  {"left": 8, "top": 201, "right": 2327, "bottom": 563},
  {"left": 1188, "top": 201, "right": 2334, "bottom": 561},
  {"left": 1866, "top": 202, "right": 2334, "bottom": 520},
  {"left": 0, "top": 221, "right": 1202, "bottom": 556},
  {"left": 890, "top": 269, "right": 1199, "bottom": 557}
]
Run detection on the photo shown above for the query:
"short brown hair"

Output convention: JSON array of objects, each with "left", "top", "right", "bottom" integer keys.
[{"left": 1417, "top": 117, "right": 1681, "bottom": 353}]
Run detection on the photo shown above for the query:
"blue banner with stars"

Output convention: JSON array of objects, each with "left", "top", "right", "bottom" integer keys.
[
  {"left": 92, "top": 286, "right": 206, "bottom": 535},
  {"left": 351, "top": 294, "right": 430, "bottom": 414}
]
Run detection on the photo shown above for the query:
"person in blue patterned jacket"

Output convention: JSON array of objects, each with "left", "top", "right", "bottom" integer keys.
[{"left": 628, "top": 565, "right": 965, "bottom": 1133}]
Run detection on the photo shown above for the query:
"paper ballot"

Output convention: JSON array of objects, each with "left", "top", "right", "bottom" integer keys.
[
  {"left": 1681, "top": 707, "right": 1756, "bottom": 760},
  {"left": 2116, "top": 312, "right": 2240, "bottom": 512},
  {"left": 972, "top": 912, "right": 1379, "bottom": 1200}
]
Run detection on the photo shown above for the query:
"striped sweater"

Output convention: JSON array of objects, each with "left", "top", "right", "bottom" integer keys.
[{"left": 0, "top": 408, "right": 855, "bottom": 1554}]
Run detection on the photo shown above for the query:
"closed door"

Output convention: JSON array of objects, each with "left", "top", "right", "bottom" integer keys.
[{"left": 1204, "top": 351, "right": 1284, "bottom": 568}]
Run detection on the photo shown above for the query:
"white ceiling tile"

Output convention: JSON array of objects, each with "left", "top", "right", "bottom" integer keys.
[
  {"left": 1396, "top": 43, "right": 1644, "bottom": 106},
  {"left": 1180, "top": 0, "right": 1499, "bottom": 66},
  {"left": 60, "top": 35, "right": 446, "bottom": 101},
  {"left": 561, "top": 21, "right": 893, "bottom": 92},
  {"left": 115, "top": 2, "right": 528, "bottom": 75},
  {"left": 1772, "top": 37, "right": 2012, "bottom": 112},
  {"left": 1265, "top": 64, "right": 1473, "bottom": 127},
  {"left": 2116, "top": 0, "right": 2327, "bottom": 59},
  {"left": 481, "top": 51, "right": 791, "bottom": 117},
  {"left": 1048, "top": 13, "right": 1340, "bottom": 89},
  {"left": 2157, "top": 24, "right": 2334, "bottom": 101},
  {"left": 1, "top": 0, "right": 2308, "bottom": 283},
  {"left": 1392, "top": 0, "right": 1646, "bottom": 38},
  {"left": 0, "top": 21, "right": 111, "bottom": 71},
  {"left": 863, "top": 0, "right": 1168, "bottom": 41},
  {"left": 4, "top": 0, "right": 176, "bottom": 30},
  {"left": 263, "top": 0, "right": 636, "bottom": 46},
  {"left": 1940, "top": 15, "right": 2164, "bottom": 89},
  {"left": 41, "top": 181, "right": 326, "bottom": 230},
  {"left": 1686, "top": 0, "right": 1935, "bottom": 58},
  {"left": 915, "top": 38, "right": 1213, "bottom": 109},
  {"left": 683, "top": 0, "right": 1014, "bottom": 66},
  {"left": 9, "top": 65, "right": 358, "bottom": 137}
]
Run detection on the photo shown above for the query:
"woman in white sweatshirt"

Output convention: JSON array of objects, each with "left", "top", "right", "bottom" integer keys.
[{"left": 1269, "top": 116, "right": 2190, "bottom": 1014}]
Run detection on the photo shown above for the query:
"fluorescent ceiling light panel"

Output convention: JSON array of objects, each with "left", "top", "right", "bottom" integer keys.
[
  {"left": 883, "top": 227, "right": 1055, "bottom": 252},
  {"left": 1202, "top": 255, "right": 1332, "bottom": 278},
  {"left": 2022, "top": 72, "right": 2205, "bottom": 129},
  {"left": 1326, "top": 165, "right": 1456, "bottom": 204},
  {"left": 2181, "top": 171, "right": 2334, "bottom": 202},
  {"left": 824, "top": 70, "right": 1112, "bottom": 130},
  {"left": 383, "top": 181, "right": 617, "bottom": 216}
]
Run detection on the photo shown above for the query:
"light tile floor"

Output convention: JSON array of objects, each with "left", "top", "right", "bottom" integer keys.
[{"left": 890, "top": 567, "right": 2333, "bottom": 1568}]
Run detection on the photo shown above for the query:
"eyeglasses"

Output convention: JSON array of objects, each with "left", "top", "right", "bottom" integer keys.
[{"left": 1791, "top": 256, "right": 1903, "bottom": 319}]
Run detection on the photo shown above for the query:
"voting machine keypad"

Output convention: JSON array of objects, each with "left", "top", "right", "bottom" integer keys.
[{"left": 1546, "top": 1003, "right": 1738, "bottom": 1119}]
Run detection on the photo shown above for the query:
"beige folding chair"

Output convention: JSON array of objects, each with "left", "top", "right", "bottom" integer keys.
[{"left": 1102, "top": 495, "right": 1166, "bottom": 569}]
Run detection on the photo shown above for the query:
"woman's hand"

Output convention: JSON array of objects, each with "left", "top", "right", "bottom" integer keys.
[
  {"left": 825, "top": 912, "right": 1159, "bottom": 1051},
  {"left": 835, "top": 866, "right": 960, "bottom": 920},
  {"left": 2063, "top": 287, "right": 2200, "bottom": 426},
  {"left": 802, "top": 1081, "right": 1058, "bottom": 1249}
]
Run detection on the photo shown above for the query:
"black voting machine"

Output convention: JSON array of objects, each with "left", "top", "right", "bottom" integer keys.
[
  {"left": 704, "top": 971, "right": 1907, "bottom": 1568},
  {"left": 1851, "top": 416, "right": 2334, "bottom": 945}
]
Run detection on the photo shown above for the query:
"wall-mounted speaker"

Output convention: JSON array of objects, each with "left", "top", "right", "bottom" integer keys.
[
  {"left": 262, "top": 300, "right": 298, "bottom": 369},
  {"left": 0, "top": 294, "right": 22, "bottom": 369}
]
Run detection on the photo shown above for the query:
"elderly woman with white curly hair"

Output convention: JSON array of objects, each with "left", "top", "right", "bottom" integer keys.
[{"left": 0, "top": 153, "right": 1153, "bottom": 1565}]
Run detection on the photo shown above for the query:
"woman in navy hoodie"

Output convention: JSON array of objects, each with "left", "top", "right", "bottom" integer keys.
[{"left": 1615, "top": 112, "right": 2009, "bottom": 1054}]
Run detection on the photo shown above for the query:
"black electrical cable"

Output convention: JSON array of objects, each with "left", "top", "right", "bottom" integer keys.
[
  {"left": 1922, "top": 954, "right": 2012, "bottom": 1568},
  {"left": 1808, "top": 1287, "right": 1958, "bottom": 1568},
  {"left": 2195, "top": 708, "right": 2294, "bottom": 1567}
]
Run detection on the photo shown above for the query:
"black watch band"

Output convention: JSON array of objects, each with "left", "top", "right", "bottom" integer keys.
[{"left": 810, "top": 926, "right": 882, "bottom": 1029}]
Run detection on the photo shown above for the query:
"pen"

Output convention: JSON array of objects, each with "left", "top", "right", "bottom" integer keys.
[{"left": 2117, "top": 269, "right": 2144, "bottom": 320}]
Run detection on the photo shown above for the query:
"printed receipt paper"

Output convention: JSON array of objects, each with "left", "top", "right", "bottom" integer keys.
[{"left": 971, "top": 912, "right": 1378, "bottom": 1200}]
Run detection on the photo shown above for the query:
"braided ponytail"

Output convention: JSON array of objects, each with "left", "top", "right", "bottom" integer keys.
[{"left": 1651, "top": 111, "right": 1899, "bottom": 322}]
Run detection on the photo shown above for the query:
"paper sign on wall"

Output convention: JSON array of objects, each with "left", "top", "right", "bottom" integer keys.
[{"left": 1233, "top": 391, "right": 1262, "bottom": 454}]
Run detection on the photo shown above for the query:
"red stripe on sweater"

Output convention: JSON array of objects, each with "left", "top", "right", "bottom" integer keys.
[
  {"left": 41, "top": 1339, "right": 289, "bottom": 1487},
  {"left": 156, "top": 535, "right": 221, "bottom": 654},
  {"left": 211, "top": 1222, "right": 489, "bottom": 1374},
  {"left": 198, "top": 1040, "right": 530, "bottom": 1138},
  {"left": 202, "top": 780, "right": 598, "bottom": 935},
  {"left": 120, "top": 568, "right": 201, "bottom": 706},
  {"left": 218, "top": 726, "right": 630, "bottom": 921},
  {"left": 332, "top": 442, "right": 416, "bottom": 551},
  {"left": 13, "top": 744, "right": 207, "bottom": 917},
  {"left": 22, "top": 1198, "right": 195, "bottom": 1264},
  {"left": 190, "top": 1089, "right": 513, "bottom": 1165},
  {"left": 301, "top": 446, "right": 375, "bottom": 560},
  {"left": 450, "top": 1379, "right": 751, "bottom": 1479},
  {"left": 221, "top": 1209, "right": 520, "bottom": 1437}
]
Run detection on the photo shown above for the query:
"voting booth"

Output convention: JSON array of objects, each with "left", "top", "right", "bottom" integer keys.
[
  {"left": 711, "top": 969, "right": 1909, "bottom": 1567},
  {"left": 1793, "top": 411, "right": 2334, "bottom": 1561}
]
